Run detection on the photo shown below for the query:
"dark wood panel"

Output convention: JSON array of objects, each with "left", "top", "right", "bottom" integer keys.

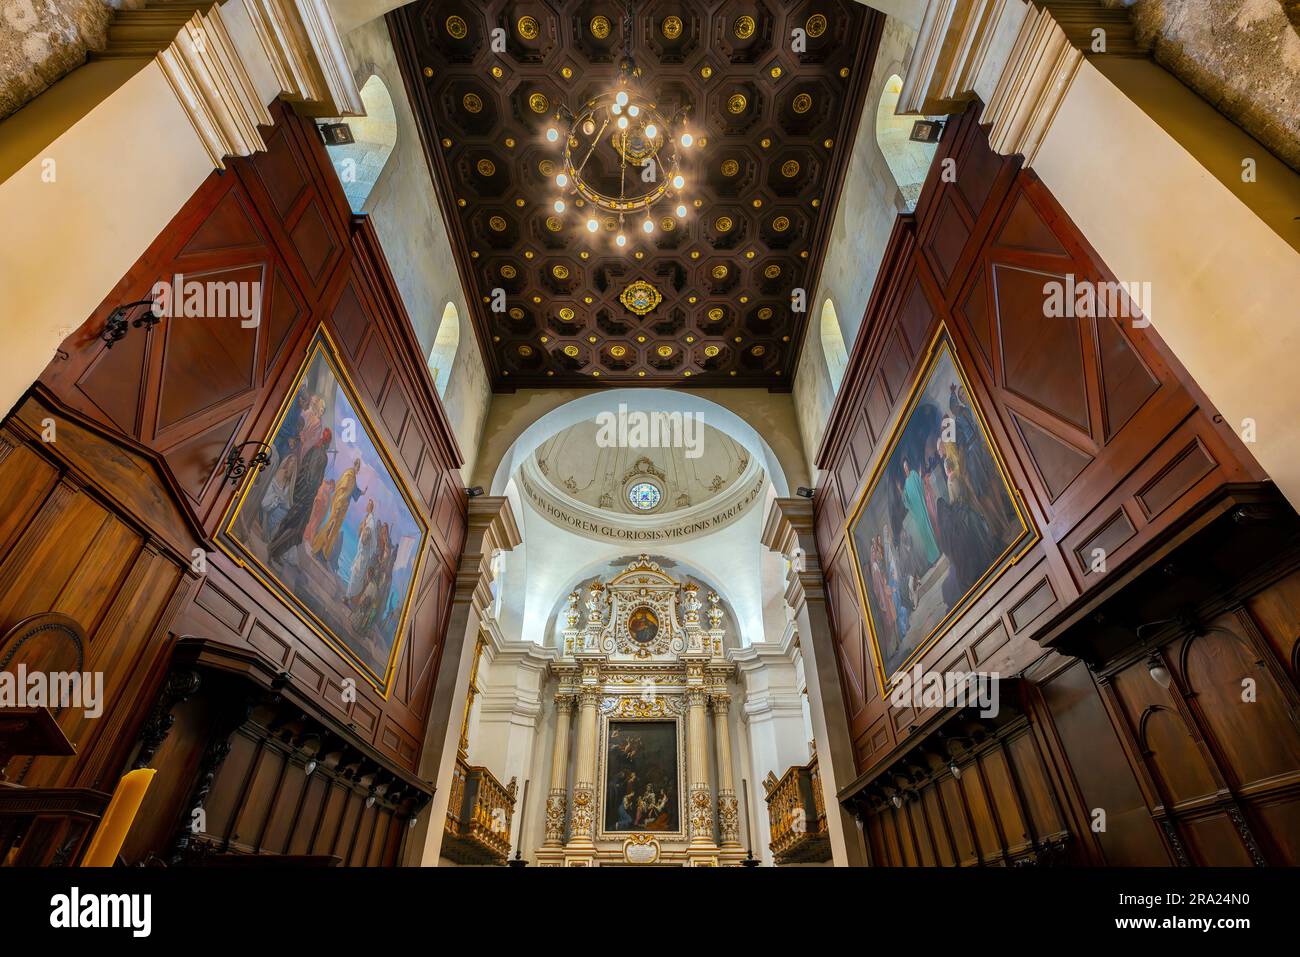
[{"left": 1, "top": 102, "right": 466, "bottom": 866}]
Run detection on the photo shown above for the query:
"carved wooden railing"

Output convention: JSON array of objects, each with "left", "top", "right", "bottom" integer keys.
[
  {"left": 0, "top": 786, "right": 111, "bottom": 866},
  {"left": 763, "top": 752, "right": 831, "bottom": 865},
  {"left": 442, "top": 757, "right": 516, "bottom": 865}
]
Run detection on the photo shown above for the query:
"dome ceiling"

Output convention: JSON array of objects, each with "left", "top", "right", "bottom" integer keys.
[
  {"left": 531, "top": 418, "right": 751, "bottom": 516},
  {"left": 390, "top": 0, "right": 881, "bottom": 389}
]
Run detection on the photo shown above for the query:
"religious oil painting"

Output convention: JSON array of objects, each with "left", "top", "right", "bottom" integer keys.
[
  {"left": 220, "top": 329, "right": 428, "bottom": 695},
  {"left": 604, "top": 720, "right": 680, "bottom": 833},
  {"left": 847, "top": 330, "right": 1036, "bottom": 692},
  {"left": 627, "top": 606, "right": 660, "bottom": 644}
]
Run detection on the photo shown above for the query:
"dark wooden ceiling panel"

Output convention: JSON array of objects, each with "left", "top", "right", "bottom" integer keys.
[{"left": 391, "top": 0, "right": 880, "bottom": 390}]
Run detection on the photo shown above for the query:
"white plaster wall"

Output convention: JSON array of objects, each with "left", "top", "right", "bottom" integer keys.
[
  {"left": 341, "top": 17, "right": 492, "bottom": 481},
  {"left": 792, "top": 15, "right": 920, "bottom": 476}
]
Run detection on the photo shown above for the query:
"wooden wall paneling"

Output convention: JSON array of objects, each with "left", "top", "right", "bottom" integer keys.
[{"left": 0, "top": 103, "right": 463, "bottom": 863}]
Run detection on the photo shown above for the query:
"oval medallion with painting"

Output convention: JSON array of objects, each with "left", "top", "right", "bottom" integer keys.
[{"left": 627, "top": 606, "right": 659, "bottom": 644}]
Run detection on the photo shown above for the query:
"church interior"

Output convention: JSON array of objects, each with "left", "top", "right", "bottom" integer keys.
[{"left": 0, "top": 0, "right": 1298, "bottom": 888}]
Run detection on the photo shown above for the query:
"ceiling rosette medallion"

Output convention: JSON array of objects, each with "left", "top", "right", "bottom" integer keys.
[{"left": 621, "top": 279, "right": 662, "bottom": 316}]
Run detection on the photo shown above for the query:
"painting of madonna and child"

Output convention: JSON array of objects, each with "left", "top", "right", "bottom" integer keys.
[
  {"left": 849, "top": 337, "right": 1033, "bottom": 689},
  {"left": 223, "top": 334, "right": 427, "bottom": 688},
  {"left": 604, "top": 721, "right": 681, "bottom": 833}
]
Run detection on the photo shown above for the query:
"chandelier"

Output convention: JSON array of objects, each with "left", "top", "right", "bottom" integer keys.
[{"left": 545, "top": 3, "right": 698, "bottom": 247}]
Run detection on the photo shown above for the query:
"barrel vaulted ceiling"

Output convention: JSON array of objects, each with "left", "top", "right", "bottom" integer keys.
[{"left": 391, "top": 1, "right": 880, "bottom": 389}]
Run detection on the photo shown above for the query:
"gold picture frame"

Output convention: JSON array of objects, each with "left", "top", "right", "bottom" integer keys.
[
  {"left": 216, "top": 325, "right": 430, "bottom": 698},
  {"left": 597, "top": 704, "right": 687, "bottom": 842},
  {"left": 844, "top": 324, "right": 1038, "bottom": 695}
]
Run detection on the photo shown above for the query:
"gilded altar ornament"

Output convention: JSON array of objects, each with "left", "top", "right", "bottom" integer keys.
[
  {"left": 727, "top": 93, "right": 747, "bottom": 114},
  {"left": 529, "top": 92, "right": 549, "bottom": 114},
  {"left": 806, "top": 13, "right": 828, "bottom": 38},
  {"left": 462, "top": 92, "right": 483, "bottom": 113},
  {"left": 445, "top": 15, "right": 467, "bottom": 39},
  {"left": 489, "top": 215, "right": 507, "bottom": 232},
  {"left": 620, "top": 280, "right": 662, "bottom": 316},
  {"left": 477, "top": 158, "right": 496, "bottom": 177},
  {"left": 721, "top": 158, "right": 739, "bottom": 177},
  {"left": 781, "top": 159, "right": 800, "bottom": 178},
  {"left": 793, "top": 92, "right": 813, "bottom": 114},
  {"left": 662, "top": 15, "right": 682, "bottom": 39},
  {"left": 734, "top": 15, "right": 756, "bottom": 39},
  {"left": 590, "top": 15, "right": 611, "bottom": 38},
  {"left": 517, "top": 15, "right": 539, "bottom": 40}
]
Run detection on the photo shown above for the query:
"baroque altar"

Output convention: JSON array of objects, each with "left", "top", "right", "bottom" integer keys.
[{"left": 536, "top": 556, "right": 743, "bottom": 866}]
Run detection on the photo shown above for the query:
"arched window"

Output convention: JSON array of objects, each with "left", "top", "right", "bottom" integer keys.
[
  {"left": 820, "top": 299, "right": 849, "bottom": 393},
  {"left": 876, "top": 74, "right": 938, "bottom": 211},
  {"left": 326, "top": 75, "right": 397, "bottom": 212},
  {"left": 428, "top": 301, "right": 460, "bottom": 397}
]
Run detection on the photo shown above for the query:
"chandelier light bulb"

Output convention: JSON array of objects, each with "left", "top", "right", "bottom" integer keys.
[
  {"left": 546, "top": 127, "right": 559, "bottom": 143},
  {"left": 582, "top": 119, "right": 596, "bottom": 135},
  {"left": 676, "top": 204, "right": 687, "bottom": 218},
  {"left": 616, "top": 233, "right": 627, "bottom": 247},
  {"left": 643, "top": 218, "right": 655, "bottom": 234},
  {"left": 617, "top": 115, "right": 629, "bottom": 130},
  {"left": 587, "top": 218, "right": 599, "bottom": 233},
  {"left": 611, "top": 102, "right": 622, "bottom": 115},
  {"left": 556, "top": 173, "right": 568, "bottom": 188},
  {"left": 628, "top": 105, "right": 640, "bottom": 118},
  {"left": 672, "top": 174, "right": 685, "bottom": 190},
  {"left": 644, "top": 124, "right": 657, "bottom": 139},
  {"left": 554, "top": 199, "right": 566, "bottom": 213},
  {"left": 615, "top": 91, "right": 629, "bottom": 106},
  {"left": 680, "top": 131, "right": 694, "bottom": 148}
]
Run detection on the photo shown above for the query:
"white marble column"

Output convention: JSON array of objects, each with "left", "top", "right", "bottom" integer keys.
[
  {"left": 712, "top": 693, "right": 741, "bottom": 848},
  {"left": 685, "top": 685, "right": 714, "bottom": 848},
  {"left": 543, "top": 694, "right": 574, "bottom": 846},
  {"left": 566, "top": 676, "right": 601, "bottom": 851}
]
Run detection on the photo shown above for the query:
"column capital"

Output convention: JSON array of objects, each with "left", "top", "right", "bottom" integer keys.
[
  {"left": 554, "top": 692, "right": 576, "bottom": 714},
  {"left": 454, "top": 496, "right": 521, "bottom": 612},
  {"left": 709, "top": 692, "right": 731, "bottom": 715}
]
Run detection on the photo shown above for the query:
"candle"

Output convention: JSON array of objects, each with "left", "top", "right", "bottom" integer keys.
[{"left": 81, "top": 768, "right": 156, "bottom": 867}]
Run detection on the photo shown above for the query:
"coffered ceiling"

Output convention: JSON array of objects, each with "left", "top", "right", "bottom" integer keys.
[{"left": 391, "top": 1, "right": 880, "bottom": 390}]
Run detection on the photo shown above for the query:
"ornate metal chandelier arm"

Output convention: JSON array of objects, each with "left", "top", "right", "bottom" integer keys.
[{"left": 574, "top": 115, "right": 610, "bottom": 179}]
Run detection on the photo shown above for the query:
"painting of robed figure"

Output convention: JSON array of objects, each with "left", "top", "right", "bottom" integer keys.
[
  {"left": 603, "top": 720, "right": 680, "bottom": 833},
  {"left": 221, "top": 330, "right": 428, "bottom": 693},
  {"left": 847, "top": 332, "right": 1036, "bottom": 691}
]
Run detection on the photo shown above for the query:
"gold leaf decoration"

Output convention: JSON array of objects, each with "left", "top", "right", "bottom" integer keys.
[{"left": 620, "top": 279, "right": 662, "bottom": 316}]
